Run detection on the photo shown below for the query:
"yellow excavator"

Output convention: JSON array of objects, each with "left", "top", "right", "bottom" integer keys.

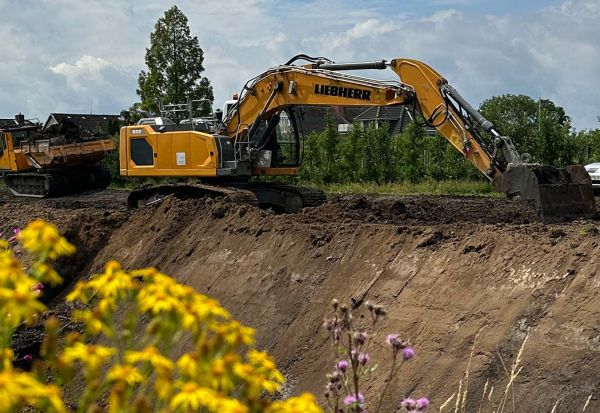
[
  {"left": 120, "top": 55, "right": 596, "bottom": 221},
  {"left": 1, "top": 116, "right": 115, "bottom": 197}
]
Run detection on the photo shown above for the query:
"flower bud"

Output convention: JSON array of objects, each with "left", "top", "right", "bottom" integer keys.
[
  {"left": 322, "top": 319, "right": 334, "bottom": 331},
  {"left": 358, "top": 352, "right": 370, "bottom": 366},
  {"left": 333, "top": 328, "right": 342, "bottom": 342},
  {"left": 354, "top": 331, "right": 368, "bottom": 345},
  {"left": 374, "top": 305, "right": 387, "bottom": 316}
]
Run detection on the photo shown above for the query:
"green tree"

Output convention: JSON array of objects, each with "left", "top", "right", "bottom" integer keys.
[
  {"left": 394, "top": 121, "right": 424, "bottom": 183},
  {"left": 137, "top": 5, "right": 213, "bottom": 116},
  {"left": 479, "top": 94, "right": 573, "bottom": 165}
]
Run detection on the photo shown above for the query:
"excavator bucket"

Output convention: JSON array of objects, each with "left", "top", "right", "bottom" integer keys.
[{"left": 493, "top": 165, "right": 597, "bottom": 222}]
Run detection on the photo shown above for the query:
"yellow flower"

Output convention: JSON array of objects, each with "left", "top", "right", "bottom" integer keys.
[
  {"left": 0, "top": 348, "right": 14, "bottom": 371},
  {"left": 176, "top": 353, "right": 199, "bottom": 378},
  {"left": 170, "top": 382, "right": 222, "bottom": 411},
  {"left": 155, "top": 375, "right": 174, "bottom": 400},
  {"left": 234, "top": 350, "right": 284, "bottom": 397},
  {"left": 106, "top": 364, "right": 144, "bottom": 386},
  {"left": 0, "top": 284, "right": 46, "bottom": 327},
  {"left": 124, "top": 346, "right": 174, "bottom": 373},
  {"left": 248, "top": 350, "right": 277, "bottom": 372},
  {"left": 87, "top": 261, "right": 137, "bottom": 299},
  {"left": 30, "top": 262, "right": 62, "bottom": 286},
  {"left": 0, "top": 250, "right": 30, "bottom": 286},
  {"left": 72, "top": 308, "right": 114, "bottom": 337},
  {"left": 60, "top": 342, "right": 116, "bottom": 372},
  {"left": 0, "top": 370, "right": 66, "bottom": 413},
  {"left": 216, "top": 398, "right": 249, "bottom": 413},
  {"left": 266, "top": 393, "right": 323, "bottom": 413},
  {"left": 17, "top": 220, "right": 75, "bottom": 259},
  {"left": 137, "top": 283, "right": 183, "bottom": 315},
  {"left": 212, "top": 321, "right": 255, "bottom": 347},
  {"left": 66, "top": 281, "right": 88, "bottom": 303}
]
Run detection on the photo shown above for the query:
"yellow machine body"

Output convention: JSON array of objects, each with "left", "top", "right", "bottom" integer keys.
[{"left": 0, "top": 130, "right": 36, "bottom": 172}]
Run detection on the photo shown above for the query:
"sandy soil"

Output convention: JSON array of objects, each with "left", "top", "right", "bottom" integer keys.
[{"left": 1, "top": 189, "right": 599, "bottom": 412}]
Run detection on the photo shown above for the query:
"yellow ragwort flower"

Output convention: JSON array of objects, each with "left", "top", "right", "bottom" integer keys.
[
  {"left": 72, "top": 308, "right": 114, "bottom": 337},
  {"left": 86, "top": 261, "right": 137, "bottom": 299},
  {"left": 0, "top": 250, "right": 30, "bottom": 286},
  {"left": 266, "top": 393, "right": 323, "bottom": 413},
  {"left": 124, "top": 346, "right": 174, "bottom": 373},
  {"left": 65, "top": 281, "right": 88, "bottom": 303},
  {"left": 0, "top": 284, "right": 47, "bottom": 327},
  {"left": 31, "top": 262, "right": 62, "bottom": 286},
  {"left": 59, "top": 342, "right": 116, "bottom": 372},
  {"left": 137, "top": 283, "right": 183, "bottom": 315},
  {"left": 176, "top": 353, "right": 200, "bottom": 378},
  {"left": 106, "top": 364, "right": 144, "bottom": 386},
  {"left": 170, "top": 382, "right": 230, "bottom": 412},
  {"left": 0, "top": 369, "right": 66, "bottom": 413},
  {"left": 17, "top": 220, "right": 75, "bottom": 259},
  {"left": 212, "top": 321, "right": 255, "bottom": 347}
]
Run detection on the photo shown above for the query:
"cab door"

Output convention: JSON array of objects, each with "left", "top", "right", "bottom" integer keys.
[{"left": 0, "top": 132, "right": 14, "bottom": 171}]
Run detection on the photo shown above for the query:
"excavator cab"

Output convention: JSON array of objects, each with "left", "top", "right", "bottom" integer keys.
[{"left": 251, "top": 109, "right": 301, "bottom": 170}]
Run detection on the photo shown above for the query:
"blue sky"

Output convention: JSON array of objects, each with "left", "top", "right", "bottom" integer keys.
[{"left": 0, "top": 0, "right": 598, "bottom": 130}]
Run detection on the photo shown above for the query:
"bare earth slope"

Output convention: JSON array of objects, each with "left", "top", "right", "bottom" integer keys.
[{"left": 1, "top": 191, "right": 599, "bottom": 412}]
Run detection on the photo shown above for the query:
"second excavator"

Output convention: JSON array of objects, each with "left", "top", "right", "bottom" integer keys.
[{"left": 119, "top": 55, "right": 596, "bottom": 222}]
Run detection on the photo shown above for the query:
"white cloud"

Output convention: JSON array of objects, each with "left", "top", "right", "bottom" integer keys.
[{"left": 0, "top": 0, "right": 598, "bottom": 129}]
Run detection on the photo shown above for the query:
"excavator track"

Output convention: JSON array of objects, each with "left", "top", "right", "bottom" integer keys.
[
  {"left": 4, "top": 165, "right": 111, "bottom": 198},
  {"left": 127, "top": 183, "right": 259, "bottom": 209},
  {"left": 127, "top": 182, "right": 326, "bottom": 213},
  {"left": 246, "top": 183, "right": 326, "bottom": 212}
]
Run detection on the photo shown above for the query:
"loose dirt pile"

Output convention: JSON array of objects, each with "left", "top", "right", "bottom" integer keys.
[{"left": 1, "top": 190, "right": 599, "bottom": 412}]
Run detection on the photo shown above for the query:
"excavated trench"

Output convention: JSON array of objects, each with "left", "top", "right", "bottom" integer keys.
[{"left": 1, "top": 190, "right": 599, "bottom": 412}]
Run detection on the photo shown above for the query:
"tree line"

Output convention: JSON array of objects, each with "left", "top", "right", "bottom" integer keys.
[{"left": 298, "top": 95, "right": 600, "bottom": 185}]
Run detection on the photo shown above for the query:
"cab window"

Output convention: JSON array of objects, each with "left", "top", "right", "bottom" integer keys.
[{"left": 0, "top": 133, "right": 5, "bottom": 156}]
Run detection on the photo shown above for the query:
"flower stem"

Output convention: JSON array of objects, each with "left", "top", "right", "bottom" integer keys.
[{"left": 375, "top": 353, "right": 398, "bottom": 413}]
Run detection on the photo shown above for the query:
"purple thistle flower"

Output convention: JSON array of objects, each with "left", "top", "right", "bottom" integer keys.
[
  {"left": 401, "top": 396, "right": 429, "bottom": 412},
  {"left": 402, "top": 346, "right": 415, "bottom": 361},
  {"left": 338, "top": 359, "right": 349, "bottom": 372},
  {"left": 401, "top": 398, "right": 417, "bottom": 410},
  {"left": 344, "top": 393, "right": 365, "bottom": 406},
  {"left": 416, "top": 397, "right": 430, "bottom": 410}
]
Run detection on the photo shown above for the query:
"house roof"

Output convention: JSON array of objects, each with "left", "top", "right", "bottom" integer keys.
[
  {"left": 0, "top": 117, "right": 38, "bottom": 130},
  {"left": 43, "top": 113, "right": 120, "bottom": 133}
]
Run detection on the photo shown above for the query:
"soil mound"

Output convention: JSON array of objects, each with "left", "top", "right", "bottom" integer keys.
[{"left": 1, "top": 191, "right": 599, "bottom": 411}]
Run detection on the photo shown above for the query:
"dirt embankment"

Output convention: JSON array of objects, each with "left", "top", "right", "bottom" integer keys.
[{"left": 1, "top": 191, "right": 599, "bottom": 412}]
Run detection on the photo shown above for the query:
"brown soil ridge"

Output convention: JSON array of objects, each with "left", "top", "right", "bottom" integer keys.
[{"left": 1, "top": 191, "right": 599, "bottom": 412}]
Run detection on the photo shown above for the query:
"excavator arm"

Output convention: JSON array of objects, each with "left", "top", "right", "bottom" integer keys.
[{"left": 222, "top": 56, "right": 595, "bottom": 221}]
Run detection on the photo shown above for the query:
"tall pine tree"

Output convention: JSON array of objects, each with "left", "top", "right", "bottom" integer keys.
[{"left": 137, "top": 6, "right": 213, "bottom": 116}]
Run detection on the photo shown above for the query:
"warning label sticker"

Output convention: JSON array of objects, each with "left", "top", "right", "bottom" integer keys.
[{"left": 176, "top": 152, "right": 186, "bottom": 166}]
